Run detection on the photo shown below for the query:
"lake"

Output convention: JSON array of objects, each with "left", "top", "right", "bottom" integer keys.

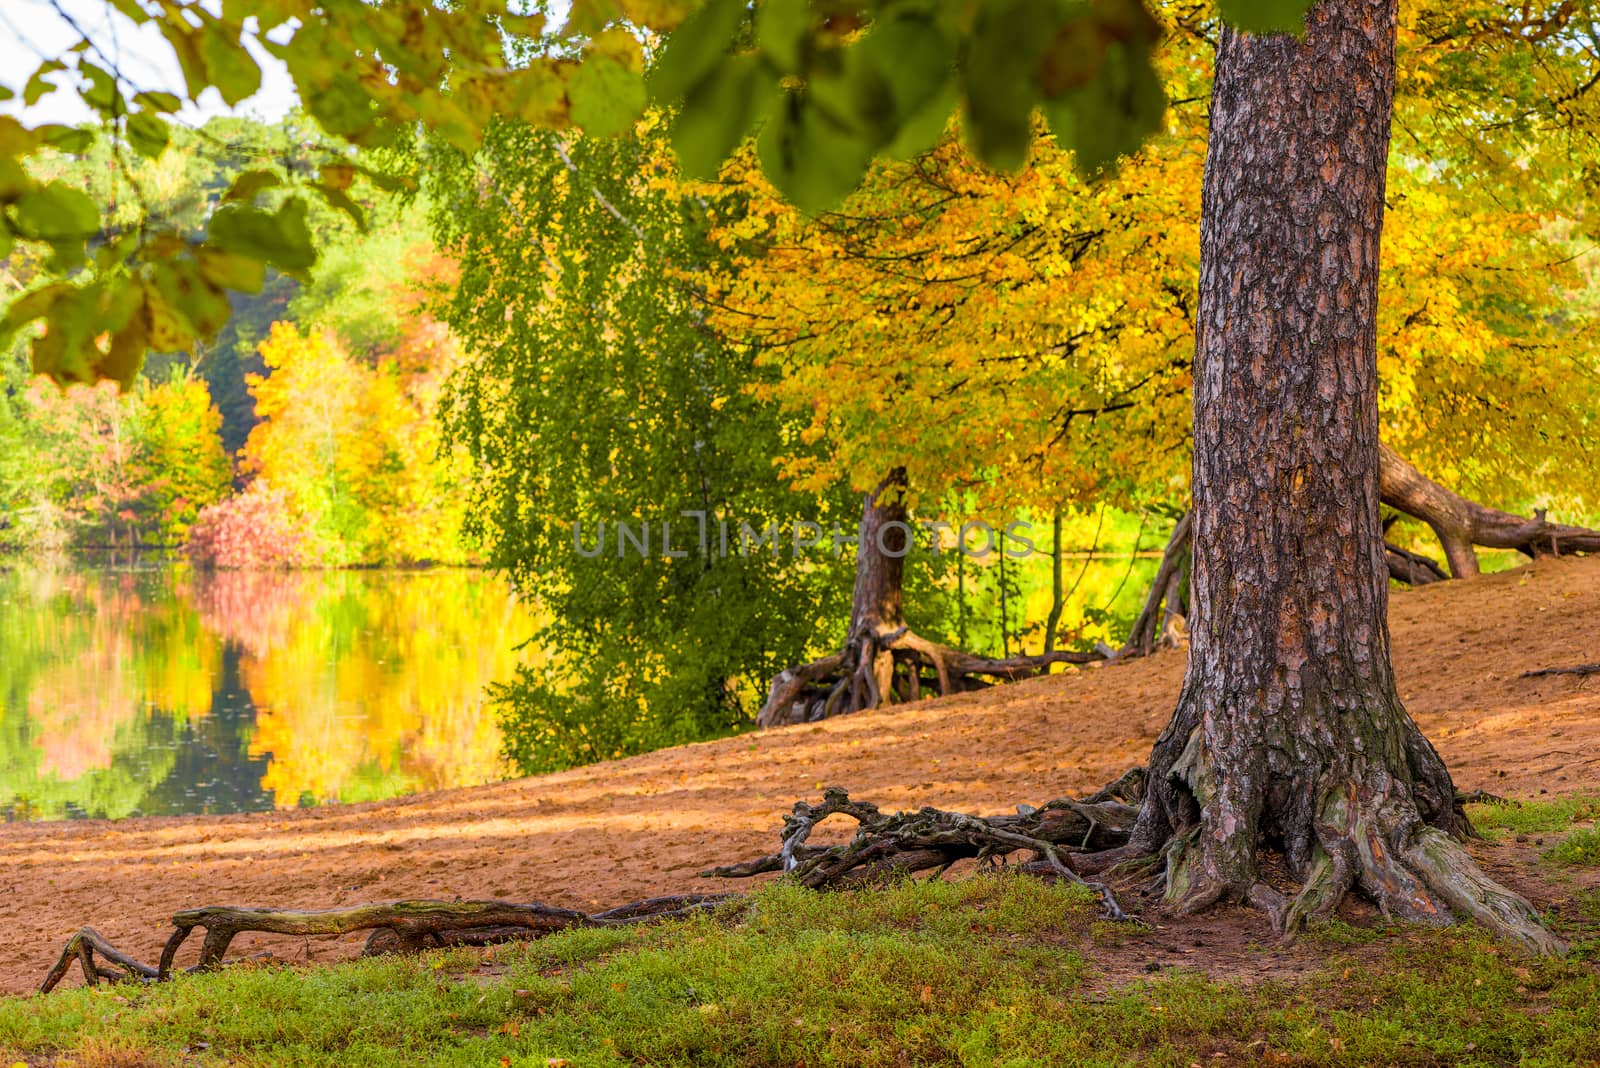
[{"left": 0, "top": 561, "right": 534, "bottom": 821}]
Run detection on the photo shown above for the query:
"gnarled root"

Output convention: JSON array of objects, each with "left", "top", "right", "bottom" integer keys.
[
  {"left": 705, "top": 785, "right": 1140, "bottom": 920},
  {"left": 1127, "top": 712, "right": 1565, "bottom": 956},
  {"left": 757, "top": 625, "right": 1101, "bottom": 728},
  {"left": 1379, "top": 443, "right": 1600, "bottom": 578},
  {"left": 39, "top": 894, "right": 730, "bottom": 994}
]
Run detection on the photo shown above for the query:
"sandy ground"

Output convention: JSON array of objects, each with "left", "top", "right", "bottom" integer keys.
[{"left": 2, "top": 555, "right": 1598, "bottom": 995}]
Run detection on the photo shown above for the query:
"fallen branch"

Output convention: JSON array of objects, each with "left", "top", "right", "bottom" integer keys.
[
  {"left": 1120, "top": 513, "right": 1192, "bottom": 658},
  {"left": 1520, "top": 663, "right": 1600, "bottom": 679}
]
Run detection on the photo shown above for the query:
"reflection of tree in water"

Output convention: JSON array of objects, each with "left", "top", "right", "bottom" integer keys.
[
  {"left": 133, "top": 646, "right": 272, "bottom": 817},
  {"left": 2, "top": 564, "right": 531, "bottom": 820},
  {"left": 235, "top": 570, "right": 522, "bottom": 807}
]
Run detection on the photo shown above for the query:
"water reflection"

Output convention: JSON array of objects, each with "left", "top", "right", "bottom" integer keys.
[{"left": 0, "top": 561, "right": 530, "bottom": 820}]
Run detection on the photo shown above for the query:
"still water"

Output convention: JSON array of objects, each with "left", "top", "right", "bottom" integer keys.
[{"left": 0, "top": 561, "right": 533, "bottom": 821}]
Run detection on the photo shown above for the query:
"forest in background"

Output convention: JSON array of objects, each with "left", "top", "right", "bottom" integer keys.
[{"left": 0, "top": 117, "right": 472, "bottom": 567}]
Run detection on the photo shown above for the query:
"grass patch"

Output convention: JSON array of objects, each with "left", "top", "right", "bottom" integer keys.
[
  {"left": 1548, "top": 828, "right": 1600, "bottom": 868},
  {"left": 1467, "top": 794, "right": 1600, "bottom": 837},
  {"left": 2, "top": 875, "right": 1598, "bottom": 1067}
]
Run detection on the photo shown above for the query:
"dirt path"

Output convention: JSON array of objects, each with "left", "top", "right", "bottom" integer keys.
[{"left": 3, "top": 556, "right": 1597, "bottom": 995}]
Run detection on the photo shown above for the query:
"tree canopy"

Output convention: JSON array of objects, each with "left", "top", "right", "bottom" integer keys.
[{"left": 1, "top": 0, "right": 1320, "bottom": 386}]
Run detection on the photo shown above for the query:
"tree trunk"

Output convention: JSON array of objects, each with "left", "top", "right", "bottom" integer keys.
[
  {"left": 847, "top": 468, "right": 909, "bottom": 636},
  {"left": 1120, "top": 0, "right": 1557, "bottom": 950},
  {"left": 756, "top": 470, "right": 1100, "bottom": 727}
]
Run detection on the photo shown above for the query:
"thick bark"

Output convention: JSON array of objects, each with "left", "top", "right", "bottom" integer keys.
[
  {"left": 1379, "top": 443, "right": 1600, "bottom": 578},
  {"left": 1121, "top": 0, "right": 1557, "bottom": 951},
  {"left": 758, "top": 470, "right": 1098, "bottom": 727}
]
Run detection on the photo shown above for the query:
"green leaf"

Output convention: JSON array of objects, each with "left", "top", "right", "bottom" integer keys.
[
  {"left": 80, "top": 61, "right": 123, "bottom": 115},
  {"left": 198, "top": 245, "right": 267, "bottom": 294},
  {"left": 24, "top": 60, "right": 66, "bottom": 107},
  {"left": 34, "top": 125, "right": 94, "bottom": 153},
  {"left": 649, "top": 0, "right": 747, "bottom": 104},
  {"left": 97, "top": 303, "right": 149, "bottom": 385},
  {"left": 133, "top": 90, "right": 183, "bottom": 113},
  {"left": 126, "top": 111, "right": 170, "bottom": 158},
  {"left": 621, "top": 0, "right": 698, "bottom": 30},
  {"left": 310, "top": 181, "right": 367, "bottom": 228},
  {"left": 157, "top": 20, "right": 211, "bottom": 100},
  {"left": 1042, "top": 39, "right": 1165, "bottom": 174},
  {"left": 2, "top": 282, "right": 69, "bottom": 337},
  {"left": 756, "top": 92, "right": 875, "bottom": 212},
  {"left": 200, "top": 20, "right": 263, "bottom": 106},
  {"left": 852, "top": 10, "right": 956, "bottom": 132},
  {"left": 10, "top": 182, "right": 100, "bottom": 240},
  {"left": 669, "top": 56, "right": 769, "bottom": 179},
  {"left": 148, "top": 259, "right": 231, "bottom": 339},
  {"left": 1218, "top": 0, "right": 1315, "bottom": 34},
  {"left": 570, "top": 56, "right": 648, "bottom": 138},
  {"left": 207, "top": 198, "right": 315, "bottom": 273},
  {"left": 565, "top": 0, "right": 624, "bottom": 37},
  {"left": 108, "top": 0, "right": 152, "bottom": 24},
  {"left": 961, "top": 0, "right": 1058, "bottom": 171},
  {"left": 223, "top": 169, "right": 281, "bottom": 203},
  {"left": 881, "top": 81, "right": 957, "bottom": 160},
  {"left": 756, "top": 0, "right": 812, "bottom": 72}
]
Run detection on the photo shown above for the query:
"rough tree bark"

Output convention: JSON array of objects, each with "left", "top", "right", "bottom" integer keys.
[
  {"left": 757, "top": 469, "right": 1099, "bottom": 727},
  {"left": 1101, "top": 0, "right": 1560, "bottom": 950}
]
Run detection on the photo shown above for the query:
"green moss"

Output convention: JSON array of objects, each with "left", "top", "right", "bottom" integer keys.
[{"left": 3, "top": 876, "right": 1598, "bottom": 1068}]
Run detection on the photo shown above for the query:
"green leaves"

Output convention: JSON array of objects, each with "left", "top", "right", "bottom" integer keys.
[
  {"left": 1219, "top": 0, "right": 1316, "bottom": 34},
  {"left": 208, "top": 198, "right": 316, "bottom": 273},
  {"left": 651, "top": 0, "right": 1177, "bottom": 207},
  {"left": 126, "top": 112, "right": 171, "bottom": 159},
  {"left": 650, "top": 0, "right": 750, "bottom": 104},
  {"left": 672, "top": 56, "right": 771, "bottom": 179},
  {"left": 1037, "top": 1, "right": 1166, "bottom": 174},
  {"left": 9, "top": 183, "right": 100, "bottom": 242},
  {"left": 23, "top": 61, "right": 65, "bottom": 108},
  {"left": 758, "top": 90, "right": 874, "bottom": 211},
  {"left": 570, "top": 32, "right": 649, "bottom": 138}
]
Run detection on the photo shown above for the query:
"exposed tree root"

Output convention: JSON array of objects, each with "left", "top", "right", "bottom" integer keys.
[
  {"left": 1379, "top": 443, "right": 1600, "bottom": 578},
  {"left": 37, "top": 768, "right": 1562, "bottom": 995},
  {"left": 1521, "top": 663, "right": 1600, "bottom": 679},
  {"left": 703, "top": 785, "right": 1141, "bottom": 919},
  {"left": 39, "top": 895, "right": 730, "bottom": 994},
  {"left": 756, "top": 624, "right": 1102, "bottom": 727},
  {"left": 1384, "top": 539, "right": 1449, "bottom": 585}
]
